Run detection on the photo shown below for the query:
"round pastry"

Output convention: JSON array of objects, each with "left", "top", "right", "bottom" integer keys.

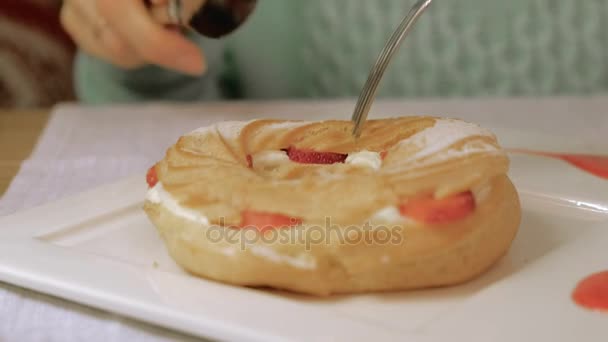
[{"left": 143, "top": 116, "right": 521, "bottom": 296}]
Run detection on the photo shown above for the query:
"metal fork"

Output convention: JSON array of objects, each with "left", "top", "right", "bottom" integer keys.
[{"left": 351, "top": 0, "right": 433, "bottom": 138}]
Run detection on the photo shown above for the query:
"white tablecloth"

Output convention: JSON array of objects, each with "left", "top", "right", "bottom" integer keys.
[{"left": 1, "top": 97, "right": 607, "bottom": 341}]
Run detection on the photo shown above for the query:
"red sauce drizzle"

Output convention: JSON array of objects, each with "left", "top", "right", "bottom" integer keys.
[
  {"left": 509, "top": 149, "right": 608, "bottom": 180},
  {"left": 572, "top": 271, "right": 608, "bottom": 312}
]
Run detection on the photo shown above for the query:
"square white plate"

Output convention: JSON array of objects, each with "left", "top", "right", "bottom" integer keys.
[{"left": 1, "top": 152, "right": 607, "bottom": 341}]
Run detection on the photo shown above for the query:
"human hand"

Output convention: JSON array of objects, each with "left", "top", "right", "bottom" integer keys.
[{"left": 61, "top": 0, "right": 207, "bottom": 75}]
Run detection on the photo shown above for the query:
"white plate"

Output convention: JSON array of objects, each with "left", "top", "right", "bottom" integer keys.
[{"left": 1, "top": 152, "right": 607, "bottom": 341}]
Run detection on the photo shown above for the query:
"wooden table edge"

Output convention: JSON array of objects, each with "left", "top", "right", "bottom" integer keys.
[{"left": 0, "top": 109, "right": 51, "bottom": 197}]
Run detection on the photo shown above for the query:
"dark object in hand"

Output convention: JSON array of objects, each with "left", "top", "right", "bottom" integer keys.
[{"left": 190, "top": 0, "right": 257, "bottom": 38}]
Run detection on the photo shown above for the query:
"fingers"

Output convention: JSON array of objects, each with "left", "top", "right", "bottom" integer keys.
[
  {"left": 148, "top": 4, "right": 175, "bottom": 25},
  {"left": 60, "top": 2, "right": 144, "bottom": 69},
  {"left": 60, "top": 0, "right": 206, "bottom": 75},
  {"left": 149, "top": 0, "right": 169, "bottom": 5},
  {"left": 148, "top": 0, "right": 206, "bottom": 25},
  {"left": 97, "top": 0, "right": 206, "bottom": 75}
]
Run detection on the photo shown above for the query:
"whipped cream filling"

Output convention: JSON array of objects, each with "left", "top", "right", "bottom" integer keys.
[
  {"left": 369, "top": 206, "right": 409, "bottom": 224},
  {"left": 148, "top": 179, "right": 492, "bottom": 229},
  {"left": 472, "top": 182, "right": 492, "bottom": 203},
  {"left": 249, "top": 246, "right": 317, "bottom": 270},
  {"left": 147, "top": 183, "right": 210, "bottom": 225},
  {"left": 251, "top": 150, "right": 290, "bottom": 168},
  {"left": 148, "top": 177, "right": 492, "bottom": 228},
  {"left": 147, "top": 177, "right": 492, "bottom": 269},
  {"left": 345, "top": 150, "right": 383, "bottom": 170},
  {"left": 147, "top": 182, "right": 319, "bottom": 270}
]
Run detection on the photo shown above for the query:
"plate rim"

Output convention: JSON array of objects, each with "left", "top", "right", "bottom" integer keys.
[{"left": 1, "top": 174, "right": 607, "bottom": 341}]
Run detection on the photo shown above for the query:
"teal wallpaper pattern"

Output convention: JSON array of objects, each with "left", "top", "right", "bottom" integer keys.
[
  {"left": 295, "top": 0, "right": 608, "bottom": 98},
  {"left": 74, "top": 0, "right": 608, "bottom": 103}
]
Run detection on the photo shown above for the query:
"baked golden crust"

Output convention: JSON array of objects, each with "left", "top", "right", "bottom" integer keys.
[
  {"left": 155, "top": 117, "right": 510, "bottom": 225},
  {"left": 144, "top": 117, "right": 521, "bottom": 295}
]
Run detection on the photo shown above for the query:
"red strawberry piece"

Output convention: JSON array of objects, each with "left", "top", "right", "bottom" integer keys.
[
  {"left": 399, "top": 191, "right": 475, "bottom": 225},
  {"left": 146, "top": 166, "right": 158, "bottom": 188},
  {"left": 246, "top": 155, "right": 253, "bottom": 168},
  {"left": 380, "top": 151, "right": 388, "bottom": 160},
  {"left": 240, "top": 210, "right": 302, "bottom": 232},
  {"left": 285, "top": 146, "right": 347, "bottom": 164}
]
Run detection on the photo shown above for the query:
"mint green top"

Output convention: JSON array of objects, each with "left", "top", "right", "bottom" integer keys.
[{"left": 75, "top": 0, "right": 608, "bottom": 104}]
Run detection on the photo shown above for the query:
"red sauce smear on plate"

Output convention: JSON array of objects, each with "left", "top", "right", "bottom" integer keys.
[
  {"left": 572, "top": 271, "right": 608, "bottom": 312},
  {"left": 509, "top": 149, "right": 608, "bottom": 180}
]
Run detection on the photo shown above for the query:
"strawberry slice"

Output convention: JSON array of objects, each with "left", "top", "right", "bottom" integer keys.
[
  {"left": 380, "top": 151, "right": 388, "bottom": 160},
  {"left": 146, "top": 166, "right": 158, "bottom": 188},
  {"left": 246, "top": 155, "right": 253, "bottom": 168},
  {"left": 285, "top": 146, "right": 347, "bottom": 164},
  {"left": 399, "top": 191, "right": 475, "bottom": 225},
  {"left": 240, "top": 210, "right": 302, "bottom": 232}
]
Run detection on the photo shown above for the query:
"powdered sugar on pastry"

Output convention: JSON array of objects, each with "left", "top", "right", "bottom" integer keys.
[
  {"left": 400, "top": 119, "right": 498, "bottom": 163},
  {"left": 214, "top": 121, "right": 245, "bottom": 141},
  {"left": 264, "top": 121, "right": 313, "bottom": 131},
  {"left": 188, "top": 120, "right": 248, "bottom": 136}
]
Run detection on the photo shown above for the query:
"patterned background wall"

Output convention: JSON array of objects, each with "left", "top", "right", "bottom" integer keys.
[
  {"left": 2, "top": 1, "right": 608, "bottom": 107},
  {"left": 298, "top": 0, "right": 608, "bottom": 98}
]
